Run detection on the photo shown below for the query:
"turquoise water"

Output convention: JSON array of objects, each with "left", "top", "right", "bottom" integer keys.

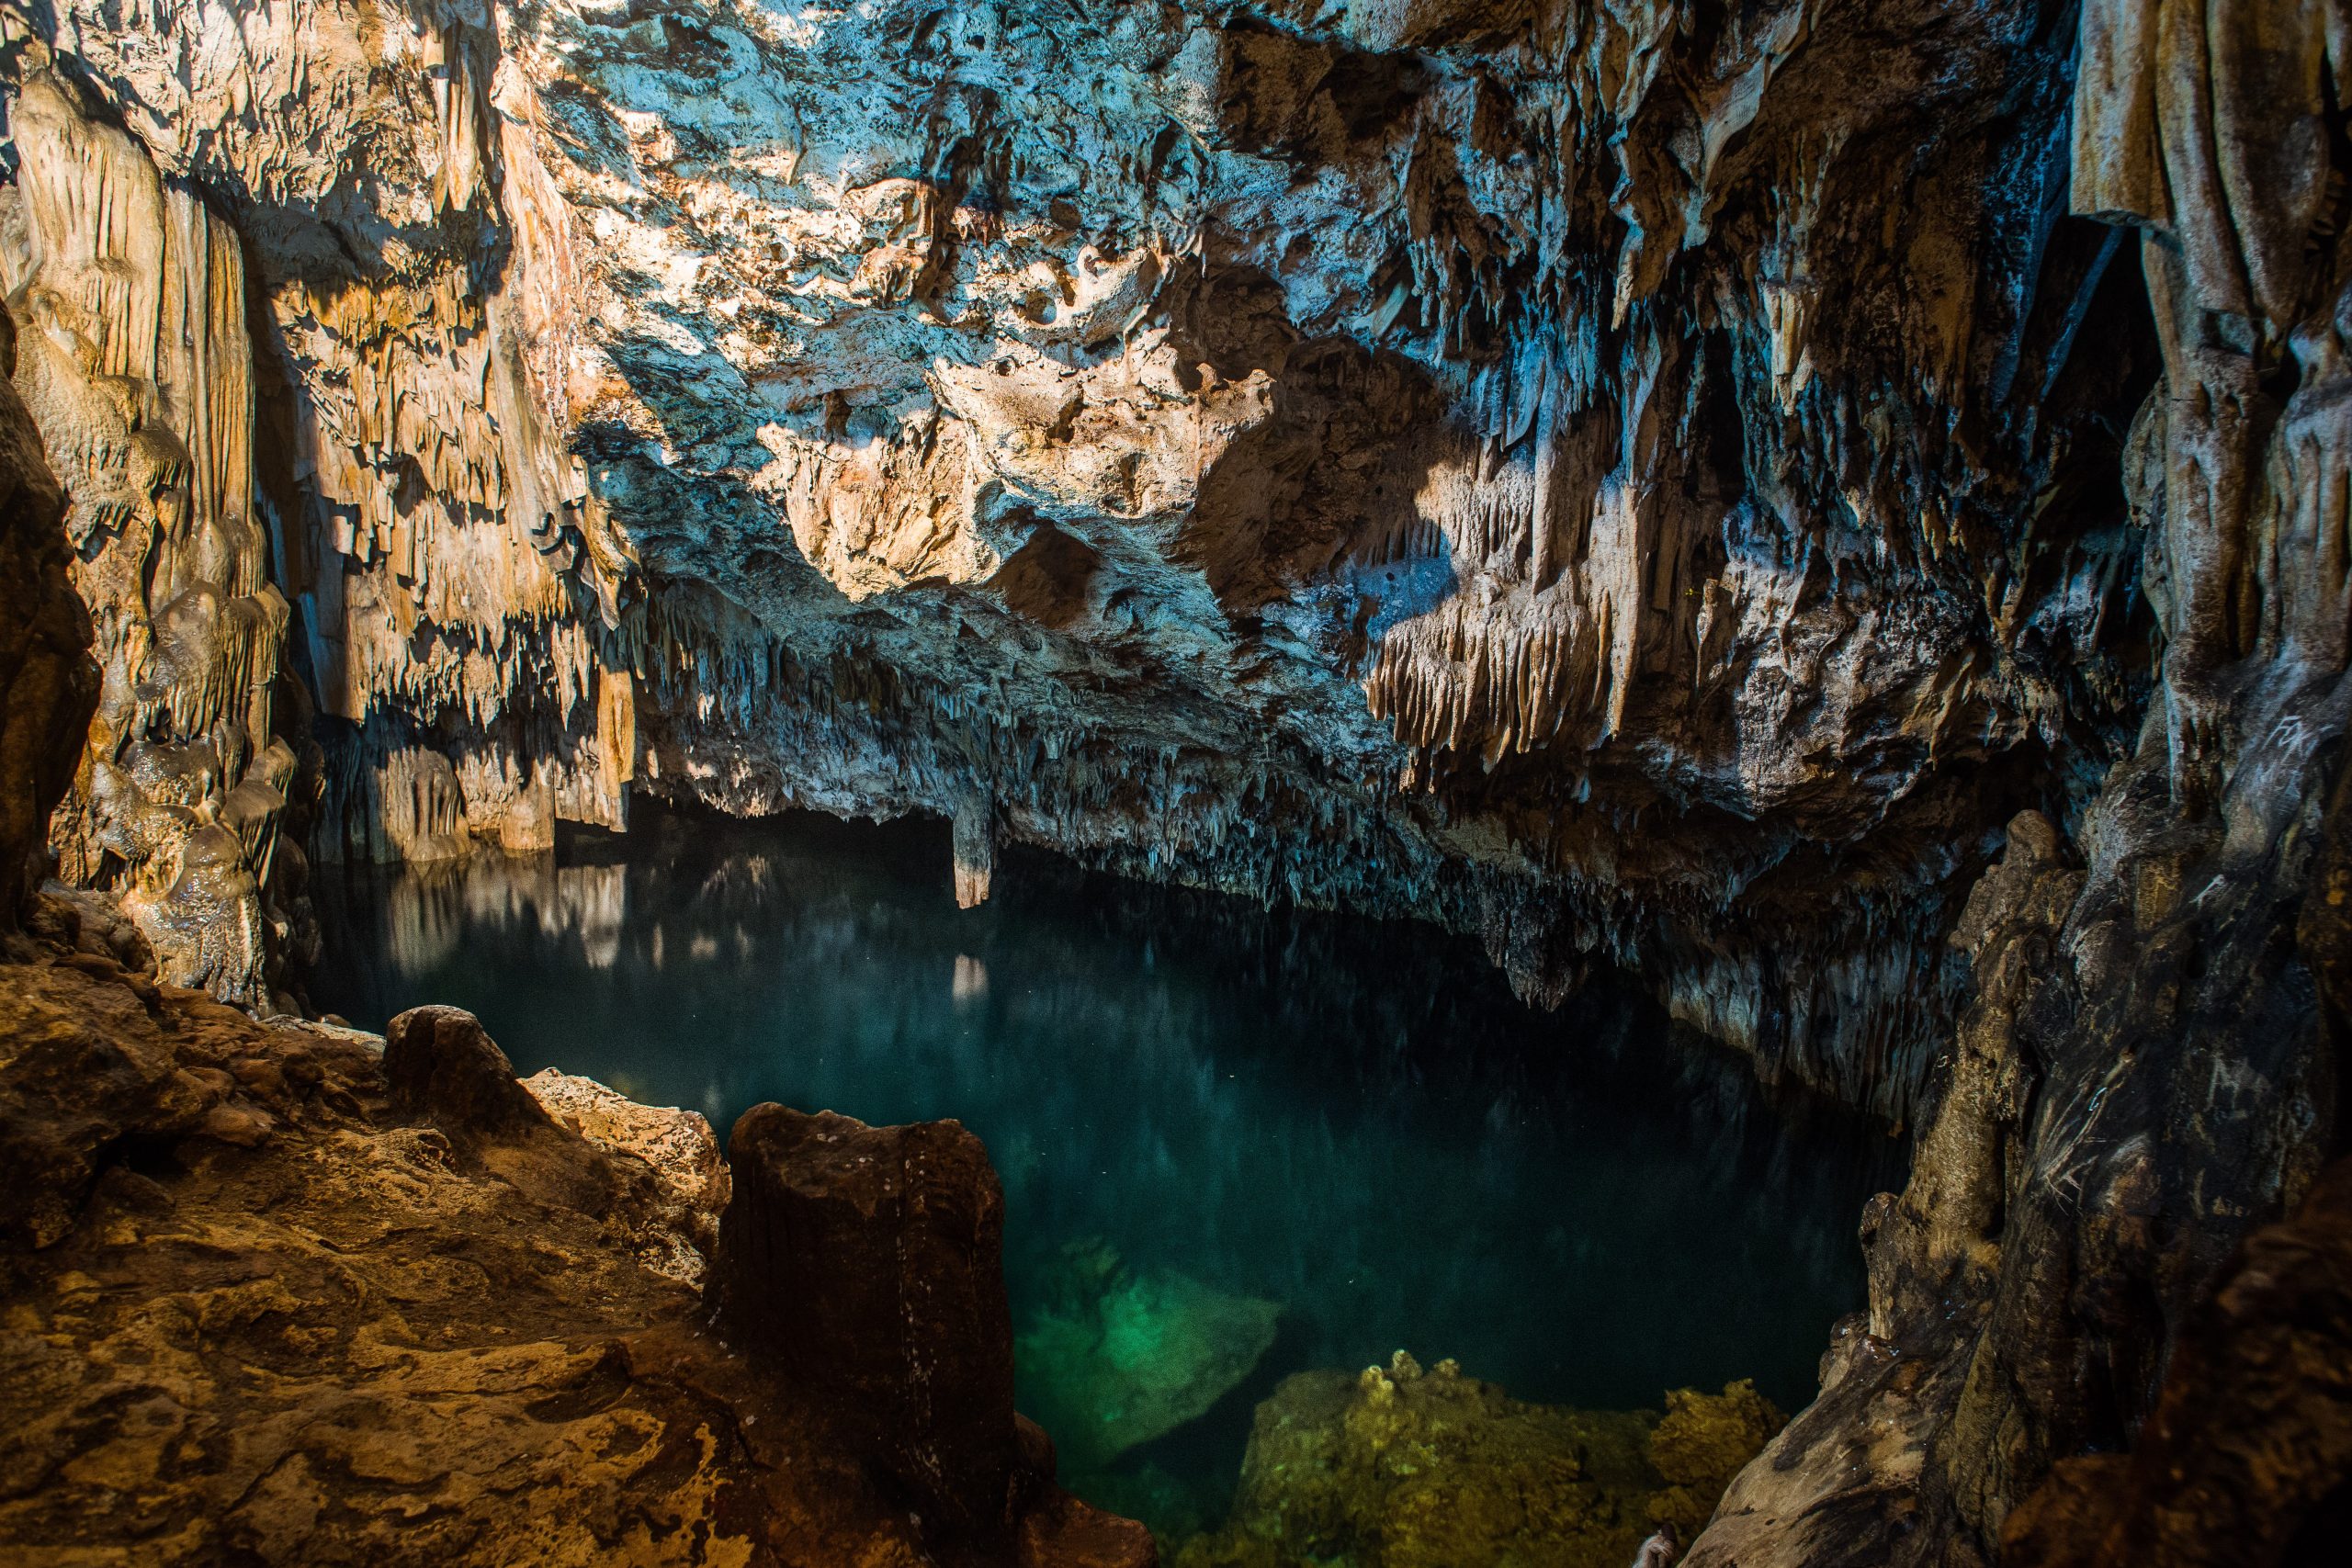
[{"left": 311, "top": 804, "right": 1902, "bottom": 1532}]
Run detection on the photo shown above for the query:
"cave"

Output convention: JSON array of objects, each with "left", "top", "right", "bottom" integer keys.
[{"left": 1, "top": 3, "right": 2347, "bottom": 1567}]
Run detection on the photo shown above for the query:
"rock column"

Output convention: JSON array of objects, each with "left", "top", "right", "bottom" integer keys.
[{"left": 713, "top": 1104, "right": 1023, "bottom": 1546}]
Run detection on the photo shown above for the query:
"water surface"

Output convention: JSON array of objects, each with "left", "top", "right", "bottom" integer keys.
[{"left": 311, "top": 804, "right": 1903, "bottom": 1533}]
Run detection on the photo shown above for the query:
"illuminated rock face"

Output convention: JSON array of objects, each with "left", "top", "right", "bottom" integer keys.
[{"left": 0, "top": 1, "right": 2178, "bottom": 1108}]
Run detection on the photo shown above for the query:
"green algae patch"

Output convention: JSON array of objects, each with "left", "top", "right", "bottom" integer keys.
[
  {"left": 1018, "top": 1241, "right": 1283, "bottom": 1472},
  {"left": 1174, "top": 1354, "right": 1783, "bottom": 1568}
]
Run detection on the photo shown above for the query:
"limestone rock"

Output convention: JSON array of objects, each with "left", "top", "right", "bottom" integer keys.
[
  {"left": 385, "top": 1003, "right": 560, "bottom": 1144},
  {"left": 387, "top": 1004, "right": 718, "bottom": 1287},
  {"left": 0, "top": 0, "right": 2190, "bottom": 1116},
  {"left": 0, "top": 305, "right": 96, "bottom": 933},
  {"left": 1, "top": 63, "right": 301, "bottom": 1008},
  {"left": 1999, "top": 1157, "right": 2352, "bottom": 1565},
  {"left": 1017, "top": 1252, "right": 1284, "bottom": 1473},
  {"left": 0, "top": 950, "right": 1155, "bottom": 1566},
  {"left": 713, "top": 1102, "right": 1027, "bottom": 1547},
  {"left": 526, "top": 1066, "right": 732, "bottom": 1218}
]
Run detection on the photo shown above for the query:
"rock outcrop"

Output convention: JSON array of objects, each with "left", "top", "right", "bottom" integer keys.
[
  {"left": 0, "top": 943, "right": 1153, "bottom": 1566},
  {"left": 1016, "top": 1252, "right": 1283, "bottom": 1474},
  {"left": 525, "top": 1065, "right": 732, "bottom": 1222},
  {"left": 1681, "top": 1, "right": 2352, "bottom": 1559},
  {"left": 1999, "top": 1155, "right": 2352, "bottom": 1567},
  {"left": 714, "top": 1103, "right": 1031, "bottom": 1550},
  {"left": 1174, "top": 1353, "right": 1781, "bottom": 1568}
]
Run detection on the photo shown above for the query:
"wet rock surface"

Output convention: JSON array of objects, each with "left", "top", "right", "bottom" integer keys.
[{"left": 1017, "top": 1248, "right": 1283, "bottom": 1474}]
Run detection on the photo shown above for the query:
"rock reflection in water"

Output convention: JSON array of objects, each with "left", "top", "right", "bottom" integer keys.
[{"left": 311, "top": 803, "right": 1904, "bottom": 1540}]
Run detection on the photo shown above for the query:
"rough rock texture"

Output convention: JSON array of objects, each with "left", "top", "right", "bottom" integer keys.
[
  {"left": 384, "top": 1002, "right": 718, "bottom": 1283},
  {"left": 1173, "top": 1353, "right": 1781, "bottom": 1568},
  {"left": 0, "top": 948, "right": 1154, "bottom": 1566},
  {"left": 1016, "top": 1255, "right": 1283, "bottom": 1473},
  {"left": 1676, "top": 3, "right": 2352, "bottom": 1562},
  {"left": 0, "top": 306, "right": 96, "bottom": 931},
  {"left": 1998, "top": 1156, "right": 2352, "bottom": 1567},
  {"left": 713, "top": 1103, "right": 1029, "bottom": 1551},
  {"left": 0, "top": 0, "right": 2196, "bottom": 1117},
  {"left": 525, "top": 1065, "right": 732, "bottom": 1220},
  {"left": 3, "top": 3, "right": 2349, "bottom": 1565},
  {"left": 0, "top": 57, "right": 312, "bottom": 1008}
]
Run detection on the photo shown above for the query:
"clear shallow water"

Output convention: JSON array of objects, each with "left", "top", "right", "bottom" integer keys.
[{"left": 311, "top": 804, "right": 1903, "bottom": 1532}]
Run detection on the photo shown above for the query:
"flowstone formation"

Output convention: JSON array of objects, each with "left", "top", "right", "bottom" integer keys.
[
  {"left": 1173, "top": 1353, "right": 1782, "bottom": 1568},
  {"left": 1, "top": 69, "right": 308, "bottom": 1009},
  {"left": 0, "top": 306, "right": 95, "bottom": 932},
  {"left": 0, "top": 0, "right": 2194, "bottom": 1118}
]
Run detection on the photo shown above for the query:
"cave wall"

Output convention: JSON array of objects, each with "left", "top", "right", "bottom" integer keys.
[
  {"left": 0, "top": 294, "right": 96, "bottom": 931},
  {"left": 0, "top": 1, "right": 2186, "bottom": 1117},
  {"left": 1689, "top": 0, "right": 2352, "bottom": 1560}
]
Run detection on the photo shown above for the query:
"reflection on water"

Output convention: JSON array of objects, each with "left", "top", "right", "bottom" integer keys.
[{"left": 312, "top": 804, "right": 1903, "bottom": 1536}]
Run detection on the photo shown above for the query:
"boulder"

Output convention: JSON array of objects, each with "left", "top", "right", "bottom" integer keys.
[
  {"left": 524, "top": 1067, "right": 731, "bottom": 1219},
  {"left": 384, "top": 1005, "right": 555, "bottom": 1144},
  {"left": 714, "top": 1103, "right": 1023, "bottom": 1543}
]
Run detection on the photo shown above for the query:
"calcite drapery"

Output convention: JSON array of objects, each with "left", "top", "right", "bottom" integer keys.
[
  {"left": 1, "top": 64, "right": 293, "bottom": 1003},
  {"left": 0, "top": 304, "right": 95, "bottom": 932}
]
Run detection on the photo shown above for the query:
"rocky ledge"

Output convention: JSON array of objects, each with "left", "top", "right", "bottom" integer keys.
[{"left": 0, "top": 908, "right": 1151, "bottom": 1567}]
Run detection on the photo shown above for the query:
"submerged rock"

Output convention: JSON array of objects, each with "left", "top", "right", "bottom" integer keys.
[
  {"left": 1018, "top": 1244, "right": 1284, "bottom": 1472},
  {"left": 1177, "top": 1353, "right": 1781, "bottom": 1568}
]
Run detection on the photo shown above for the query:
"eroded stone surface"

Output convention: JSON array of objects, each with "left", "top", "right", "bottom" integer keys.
[
  {"left": 1175, "top": 1353, "right": 1781, "bottom": 1568},
  {"left": 526, "top": 1066, "right": 732, "bottom": 1219},
  {"left": 0, "top": 949, "right": 1154, "bottom": 1566},
  {"left": 714, "top": 1102, "right": 1030, "bottom": 1549},
  {"left": 1, "top": 4, "right": 2347, "bottom": 1565},
  {"left": 0, "top": 307, "right": 96, "bottom": 935}
]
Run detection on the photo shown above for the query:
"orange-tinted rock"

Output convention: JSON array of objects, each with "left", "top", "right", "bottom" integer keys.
[{"left": 0, "top": 309, "right": 96, "bottom": 933}]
